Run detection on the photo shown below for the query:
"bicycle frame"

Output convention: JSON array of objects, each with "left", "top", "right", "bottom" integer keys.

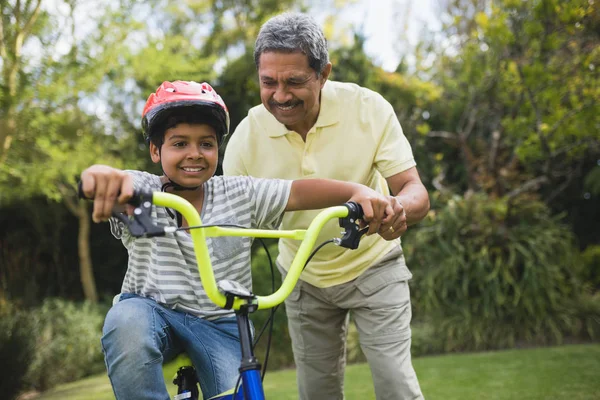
[{"left": 117, "top": 190, "right": 364, "bottom": 400}]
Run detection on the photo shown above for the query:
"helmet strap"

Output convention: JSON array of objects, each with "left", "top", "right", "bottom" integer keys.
[{"left": 157, "top": 147, "right": 202, "bottom": 191}]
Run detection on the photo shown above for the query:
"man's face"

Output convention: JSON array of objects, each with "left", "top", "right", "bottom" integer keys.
[
  {"left": 257, "top": 51, "right": 331, "bottom": 135},
  {"left": 150, "top": 123, "right": 218, "bottom": 187}
]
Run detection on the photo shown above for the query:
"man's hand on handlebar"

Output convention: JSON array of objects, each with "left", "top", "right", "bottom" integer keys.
[
  {"left": 377, "top": 196, "right": 407, "bottom": 240},
  {"left": 348, "top": 190, "right": 395, "bottom": 237},
  {"left": 80, "top": 165, "right": 134, "bottom": 223}
]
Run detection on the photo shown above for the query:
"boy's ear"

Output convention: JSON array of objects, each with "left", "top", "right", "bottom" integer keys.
[{"left": 149, "top": 142, "right": 161, "bottom": 163}]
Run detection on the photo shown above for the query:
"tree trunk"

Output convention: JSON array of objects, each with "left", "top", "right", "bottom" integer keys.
[
  {"left": 0, "top": 109, "right": 15, "bottom": 165},
  {"left": 77, "top": 202, "right": 98, "bottom": 303}
]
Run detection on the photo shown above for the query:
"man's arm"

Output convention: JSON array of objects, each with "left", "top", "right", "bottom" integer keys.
[
  {"left": 387, "top": 167, "right": 430, "bottom": 225},
  {"left": 286, "top": 179, "right": 395, "bottom": 236},
  {"left": 378, "top": 167, "right": 430, "bottom": 240}
]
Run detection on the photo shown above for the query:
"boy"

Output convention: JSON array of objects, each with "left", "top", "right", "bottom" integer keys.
[{"left": 80, "top": 80, "right": 395, "bottom": 400}]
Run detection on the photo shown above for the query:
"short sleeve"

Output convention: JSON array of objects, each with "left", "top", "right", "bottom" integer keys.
[
  {"left": 372, "top": 96, "right": 416, "bottom": 178},
  {"left": 223, "top": 118, "right": 251, "bottom": 177}
]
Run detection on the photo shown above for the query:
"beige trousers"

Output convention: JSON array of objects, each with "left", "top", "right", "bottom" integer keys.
[{"left": 280, "top": 246, "right": 424, "bottom": 400}]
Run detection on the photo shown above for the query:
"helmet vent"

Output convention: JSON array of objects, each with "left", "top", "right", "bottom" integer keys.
[{"left": 166, "top": 87, "right": 175, "bottom": 92}]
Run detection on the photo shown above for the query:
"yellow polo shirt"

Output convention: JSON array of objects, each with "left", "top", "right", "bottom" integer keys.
[{"left": 223, "top": 80, "right": 416, "bottom": 288}]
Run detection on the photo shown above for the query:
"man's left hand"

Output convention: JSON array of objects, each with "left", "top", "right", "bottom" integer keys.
[{"left": 378, "top": 196, "right": 406, "bottom": 240}]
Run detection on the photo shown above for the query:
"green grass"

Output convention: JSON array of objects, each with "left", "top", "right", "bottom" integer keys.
[{"left": 33, "top": 344, "right": 600, "bottom": 400}]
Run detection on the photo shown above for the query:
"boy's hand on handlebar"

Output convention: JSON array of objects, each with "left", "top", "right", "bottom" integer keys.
[
  {"left": 349, "top": 191, "right": 395, "bottom": 236},
  {"left": 378, "top": 196, "right": 407, "bottom": 240},
  {"left": 80, "top": 165, "right": 134, "bottom": 222}
]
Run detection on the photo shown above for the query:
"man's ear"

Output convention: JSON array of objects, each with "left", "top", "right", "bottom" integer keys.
[
  {"left": 319, "top": 62, "right": 332, "bottom": 88},
  {"left": 149, "top": 141, "right": 161, "bottom": 163}
]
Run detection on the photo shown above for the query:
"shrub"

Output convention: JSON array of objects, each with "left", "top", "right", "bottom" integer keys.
[
  {"left": 405, "top": 194, "right": 591, "bottom": 352},
  {"left": 566, "top": 290, "right": 600, "bottom": 340},
  {"left": 24, "top": 298, "right": 107, "bottom": 391},
  {"left": 0, "top": 300, "right": 35, "bottom": 400},
  {"left": 580, "top": 245, "right": 600, "bottom": 290}
]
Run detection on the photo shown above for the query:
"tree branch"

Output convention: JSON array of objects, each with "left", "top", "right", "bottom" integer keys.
[
  {"left": 14, "top": 0, "right": 42, "bottom": 55},
  {"left": 516, "top": 63, "right": 552, "bottom": 166},
  {"left": 427, "top": 130, "right": 458, "bottom": 140},
  {"left": 551, "top": 138, "right": 600, "bottom": 158},
  {"left": 0, "top": 2, "right": 7, "bottom": 60},
  {"left": 432, "top": 167, "right": 450, "bottom": 194},
  {"left": 462, "top": 108, "right": 478, "bottom": 139},
  {"left": 58, "top": 183, "right": 81, "bottom": 217},
  {"left": 506, "top": 176, "right": 549, "bottom": 199}
]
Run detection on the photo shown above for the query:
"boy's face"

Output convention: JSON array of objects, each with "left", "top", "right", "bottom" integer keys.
[{"left": 150, "top": 123, "right": 218, "bottom": 187}]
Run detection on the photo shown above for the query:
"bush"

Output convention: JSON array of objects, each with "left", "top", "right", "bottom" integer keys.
[
  {"left": 567, "top": 290, "right": 600, "bottom": 340},
  {"left": 580, "top": 245, "right": 600, "bottom": 290},
  {"left": 23, "top": 298, "right": 107, "bottom": 391},
  {"left": 405, "top": 194, "right": 594, "bottom": 352},
  {"left": 0, "top": 300, "right": 35, "bottom": 400}
]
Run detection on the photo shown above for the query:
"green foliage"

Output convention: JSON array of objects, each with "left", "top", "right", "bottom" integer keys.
[
  {"left": 418, "top": 0, "right": 599, "bottom": 202},
  {"left": 405, "top": 193, "right": 595, "bottom": 351},
  {"left": 584, "top": 165, "right": 600, "bottom": 197},
  {"left": 581, "top": 245, "right": 600, "bottom": 289},
  {"left": 0, "top": 298, "right": 107, "bottom": 395},
  {"left": 0, "top": 301, "right": 35, "bottom": 400},
  {"left": 24, "top": 298, "right": 107, "bottom": 391}
]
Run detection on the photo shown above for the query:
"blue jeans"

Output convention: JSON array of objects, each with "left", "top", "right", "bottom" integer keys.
[{"left": 101, "top": 294, "right": 241, "bottom": 400}]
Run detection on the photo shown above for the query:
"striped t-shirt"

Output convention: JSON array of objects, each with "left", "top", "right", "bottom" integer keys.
[{"left": 109, "top": 170, "right": 292, "bottom": 319}]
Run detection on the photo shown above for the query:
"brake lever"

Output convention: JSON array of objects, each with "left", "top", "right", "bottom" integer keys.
[
  {"left": 336, "top": 201, "right": 366, "bottom": 249},
  {"left": 112, "top": 191, "right": 166, "bottom": 238},
  {"left": 77, "top": 181, "right": 166, "bottom": 238}
]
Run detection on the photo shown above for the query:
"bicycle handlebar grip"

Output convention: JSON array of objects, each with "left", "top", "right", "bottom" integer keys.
[
  {"left": 337, "top": 202, "right": 365, "bottom": 250},
  {"left": 77, "top": 181, "right": 90, "bottom": 200},
  {"left": 76, "top": 181, "right": 153, "bottom": 207},
  {"left": 76, "top": 181, "right": 163, "bottom": 237},
  {"left": 343, "top": 201, "right": 363, "bottom": 221}
]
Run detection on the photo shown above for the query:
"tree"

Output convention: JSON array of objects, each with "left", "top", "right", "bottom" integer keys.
[
  {"left": 0, "top": 0, "right": 143, "bottom": 302},
  {"left": 419, "top": 0, "right": 599, "bottom": 206},
  {"left": 0, "top": 0, "right": 43, "bottom": 164}
]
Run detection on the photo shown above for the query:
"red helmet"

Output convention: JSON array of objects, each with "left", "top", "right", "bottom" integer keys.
[{"left": 141, "top": 81, "right": 230, "bottom": 144}]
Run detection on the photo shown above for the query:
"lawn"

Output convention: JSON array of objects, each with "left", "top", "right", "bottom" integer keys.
[{"left": 33, "top": 343, "right": 600, "bottom": 400}]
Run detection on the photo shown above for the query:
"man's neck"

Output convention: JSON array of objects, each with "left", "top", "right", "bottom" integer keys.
[{"left": 286, "top": 115, "right": 318, "bottom": 141}]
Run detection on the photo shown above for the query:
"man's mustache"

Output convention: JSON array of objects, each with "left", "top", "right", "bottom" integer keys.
[{"left": 269, "top": 100, "right": 302, "bottom": 107}]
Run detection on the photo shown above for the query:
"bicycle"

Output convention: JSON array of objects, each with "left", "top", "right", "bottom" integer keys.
[{"left": 106, "top": 189, "right": 366, "bottom": 400}]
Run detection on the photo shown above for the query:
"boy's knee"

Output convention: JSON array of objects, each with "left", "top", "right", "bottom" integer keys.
[{"left": 102, "top": 297, "right": 155, "bottom": 341}]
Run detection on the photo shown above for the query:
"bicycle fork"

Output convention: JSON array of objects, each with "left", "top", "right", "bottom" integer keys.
[{"left": 234, "top": 307, "right": 265, "bottom": 400}]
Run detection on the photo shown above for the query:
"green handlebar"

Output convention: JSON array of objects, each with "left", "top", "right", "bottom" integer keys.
[{"left": 151, "top": 192, "right": 350, "bottom": 310}]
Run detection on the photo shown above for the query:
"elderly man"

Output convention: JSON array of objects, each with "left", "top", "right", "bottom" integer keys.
[{"left": 223, "top": 12, "right": 429, "bottom": 400}]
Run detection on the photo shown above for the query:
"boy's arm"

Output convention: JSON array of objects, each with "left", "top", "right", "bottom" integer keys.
[
  {"left": 80, "top": 165, "right": 134, "bottom": 222},
  {"left": 285, "top": 179, "right": 394, "bottom": 236}
]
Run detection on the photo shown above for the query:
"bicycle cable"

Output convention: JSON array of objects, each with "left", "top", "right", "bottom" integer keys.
[
  {"left": 251, "top": 238, "right": 336, "bottom": 383},
  {"left": 176, "top": 222, "right": 275, "bottom": 392},
  {"left": 171, "top": 224, "right": 339, "bottom": 389}
]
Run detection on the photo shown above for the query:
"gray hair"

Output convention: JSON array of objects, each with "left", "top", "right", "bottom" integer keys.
[{"left": 254, "top": 12, "right": 329, "bottom": 74}]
